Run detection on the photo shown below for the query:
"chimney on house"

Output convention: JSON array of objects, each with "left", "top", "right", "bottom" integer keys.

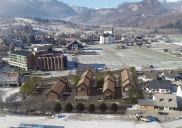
[
  {"left": 167, "top": 99, "right": 170, "bottom": 102},
  {"left": 159, "top": 99, "right": 162, "bottom": 102}
]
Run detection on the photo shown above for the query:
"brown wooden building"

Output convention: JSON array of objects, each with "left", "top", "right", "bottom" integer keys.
[
  {"left": 102, "top": 74, "right": 115, "bottom": 100},
  {"left": 121, "top": 69, "right": 134, "bottom": 93},
  {"left": 76, "top": 70, "right": 93, "bottom": 96},
  {"left": 46, "top": 77, "right": 68, "bottom": 100}
]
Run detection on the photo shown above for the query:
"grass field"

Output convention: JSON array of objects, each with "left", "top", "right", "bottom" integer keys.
[{"left": 78, "top": 44, "right": 182, "bottom": 70}]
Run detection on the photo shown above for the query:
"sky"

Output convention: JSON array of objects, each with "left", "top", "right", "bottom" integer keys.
[{"left": 59, "top": 0, "right": 142, "bottom": 8}]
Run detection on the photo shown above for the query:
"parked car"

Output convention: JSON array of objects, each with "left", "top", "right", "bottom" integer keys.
[
  {"left": 158, "top": 112, "right": 168, "bottom": 115},
  {"left": 66, "top": 88, "right": 72, "bottom": 92},
  {"left": 63, "top": 92, "right": 70, "bottom": 96},
  {"left": 52, "top": 114, "right": 60, "bottom": 118},
  {"left": 97, "top": 88, "right": 102, "bottom": 91}
]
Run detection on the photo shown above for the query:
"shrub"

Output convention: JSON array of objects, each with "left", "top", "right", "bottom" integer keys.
[
  {"left": 60, "top": 98, "right": 65, "bottom": 101},
  {"left": 72, "top": 77, "right": 80, "bottom": 87},
  {"left": 65, "top": 103, "right": 73, "bottom": 113},
  {"left": 40, "top": 99, "right": 45, "bottom": 102},
  {"left": 111, "top": 103, "right": 118, "bottom": 113},
  {"left": 76, "top": 103, "right": 85, "bottom": 113},
  {"left": 88, "top": 104, "right": 95, "bottom": 113},
  {"left": 54, "top": 103, "right": 62, "bottom": 113},
  {"left": 74, "top": 98, "right": 78, "bottom": 101},
  {"left": 99, "top": 103, "right": 107, "bottom": 113},
  {"left": 22, "top": 97, "right": 26, "bottom": 101},
  {"left": 104, "top": 71, "right": 114, "bottom": 77}
]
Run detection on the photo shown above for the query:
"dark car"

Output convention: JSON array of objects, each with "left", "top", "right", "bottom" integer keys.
[
  {"left": 63, "top": 92, "right": 70, "bottom": 96},
  {"left": 158, "top": 112, "right": 168, "bottom": 115}
]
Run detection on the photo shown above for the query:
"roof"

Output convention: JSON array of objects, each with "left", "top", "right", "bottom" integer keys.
[
  {"left": 50, "top": 80, "right": 66, "bottom": 95},
  {"left": 147, "top": 80, "right": 172, "bottom": 89},
  {"left": 80, "top": 70, "right": 92, "bottom": 80},
  {"left": 159, "top": 80, "right": 173, "bottom": 89},
  {"left": 10, "top": 51, "right": 32, "bottom": 56},
  {"left": 138, "top": 99, "right": 156, "bottom": 106},
  {"left": 22, "top": 75, "right": 31, "bottom": 82},
  {"left": 38, "top": 45, "right": 52, "bottom": 51},
  {"left": 102, "top": 34, "right": 114, "bottom": 37},
  {"left": 143, "top": 71, "right": 160, "bottom": 79},
  {"left": 147, "top": 80, "right": 160, "bottom": 89},
  {"left": 121, "top": 69, "right": 134, "bottom": 87},
  {"left": 155, "top": 93, "right": 178, "bottom": 108},
  {"left": 77, "top": 76, "right": 90, "bottom": 88},
  {"left": 66, "top": 40, "right": 84, "bottom": 48},
  {"left": 103, "top": 79, "right": 115, "bottom": 93},
  {"left": 59, "top": 77, "right": 68, "bottom": 85},
  {"left": 104, "top": 74, "right": 115, "bottom": 83},
  {"left": 19, "top": 123, "right": 44, "bottom": 128},
  {"left": 0, "top": 73, "right": 19, "bottom": 82},
  {"left": 163, "top": 70, "right": 178, "bottom": 78},
  {"left": 78, "top": 65, "right": 93, "bottom": 72}
]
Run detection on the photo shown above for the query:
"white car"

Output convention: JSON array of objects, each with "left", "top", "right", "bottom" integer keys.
[{"left": 52, "top": 114, "right": 60, "bottom": 118}]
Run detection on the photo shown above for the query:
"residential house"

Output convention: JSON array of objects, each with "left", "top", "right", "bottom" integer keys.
[
  {"left": 66, "top": 40, "right": 84, "bottom": 51},
  {"left": 0, "top": 73, "right": 21, "bottom": 87},
  {"left": 9, "top": 51, "right": 34, "bottom": 71},
  {"left": 142, "top": 70, "right": 160, "bottom": 82},
  {"left": 121, "top": 69, "right": 134, "bottom": 99},
  {"left": 76, "top": 70, "right": 93, "bottom": 96},
  {"left": 162, "top": 70, "right": 178, "bottom": 81},
  {"left": 145, "top": 80, "right": 172, "bottom": 93},
  {"left": 138, "top": 99, "right": 156, "bottom": 110},
  {"left": 102, "top": 74, "right": 115, "bottom": 100},
  {"left": 153, "top": 93, "right": 178, "bottom": 110},
  {"left": 46, "top": 77, "right": 67, "bottom": 100}
]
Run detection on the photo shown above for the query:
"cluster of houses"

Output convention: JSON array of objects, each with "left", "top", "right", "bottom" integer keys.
[
  {"left": 138, "top": 70, "right": 182, "bottom": 110},
  {"left": 44, "top": 69, "right": 135, "bottom": 101}
]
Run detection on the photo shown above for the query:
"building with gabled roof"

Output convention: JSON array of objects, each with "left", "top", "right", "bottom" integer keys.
[
  {"left": 153, "top": 93, "right": 178, "bottom": 110},
  {"left": 145, "top": 80, "right": 172, "bottom": 94},
  {"left": 121, "top": 69, "right": 134, "bottom": 92},
  {"left": 76, "top": 70, "right": 93, "bottom": 96},
  {"left": 46, "top": 77, "right": 67, "bottom": 100},
  {"left": 102, "top": 74, "right": 115, "bottom": 100},
  {"left": 66, "top": 40, "right": 84, "bottom": 51}
]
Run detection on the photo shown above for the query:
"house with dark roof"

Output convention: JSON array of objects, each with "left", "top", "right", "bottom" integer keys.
[
  {"left": 9, "top": 51, "right": 34, "bottom": 71},
  {"left": 162, "top": 70, "right": 178, "bottom": 81},
  {"left": 145, "top": 80, "right": 173, "bottom": 94},
  {"left": 76, "top": 70, "right": 93, "bottom": 96},
  {"left": 46, "top": 77, "right": 67, "bottom": 100},
  {"left": 142, "top": 70, "right": 160, "bottom": 82},
  {"left": 121, "top": 69, "right": 135, "bottom": 99},
  {"left": 66, "top": 40, "right": 84, "bottom": 51},
  {"left": 138, "top": 99, "right": 156, "bottom": 110}
]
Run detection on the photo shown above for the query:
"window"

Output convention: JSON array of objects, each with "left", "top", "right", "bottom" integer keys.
[
  {"left": 42, "top": 58, "right": 44, "bottom": 69},
  {"left": 156, "top": 90, "right": 159, "bottom": 92},
  {"left": 60, "top": 58, "right": 62, "bottom": 69}
]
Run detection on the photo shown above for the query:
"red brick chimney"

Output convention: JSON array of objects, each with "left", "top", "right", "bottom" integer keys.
[
  {"left": 167, "top": 99, "right": 170, "bottom": 102},
  {"left": 159, "top": 99, "right": 161, "bottom": 102}
]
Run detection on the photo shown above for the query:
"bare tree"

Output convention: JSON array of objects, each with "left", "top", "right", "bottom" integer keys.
[{"left": 72, "top": 57, "right": 79, "bottom": 68}]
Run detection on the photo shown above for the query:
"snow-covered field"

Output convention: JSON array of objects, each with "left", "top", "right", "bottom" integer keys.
[
  {"left": 0, "top": 88, "right": 20, "bottom": 102},
  {"left": 0, "top": 113, "right": 162, "bottom": 128}
]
